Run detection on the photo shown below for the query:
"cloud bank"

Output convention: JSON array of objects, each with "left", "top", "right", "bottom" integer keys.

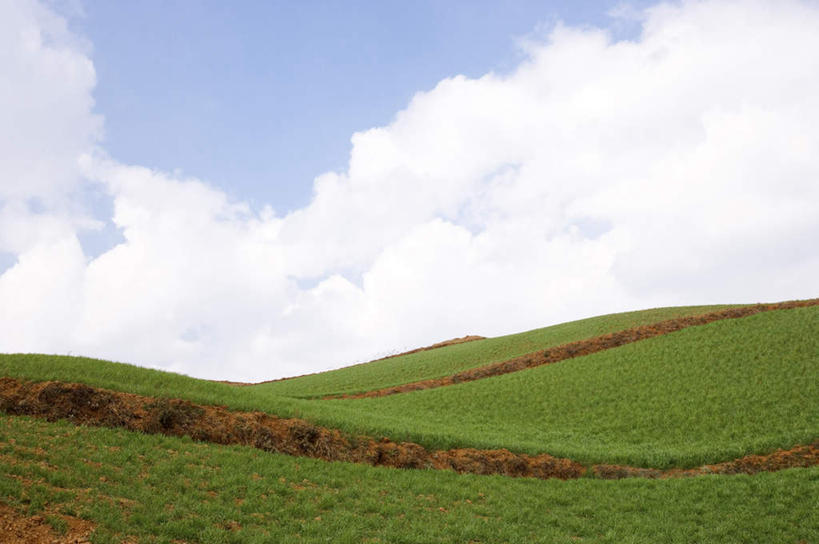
[{"left": 1, "top": 0, "right": 818, "bottom": 380}]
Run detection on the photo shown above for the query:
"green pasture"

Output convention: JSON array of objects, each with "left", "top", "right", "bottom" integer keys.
[
  {"left": 0, "top": 353, "right": 305, "bottom": 416},
  {"left": 0, "top": 304, "right": 816, "bottom": 469},
  {"left": 0, "top": 304, "right": 740, "bottom": 412},
  {"left": 253, "top": 304, "right": 740, "bottom": 398},
  {"left": 1, "top": 415, "right": 816, "bottom": 544},
  {"left": 304, "top": 306, "right": 819, "bottom": 468}
]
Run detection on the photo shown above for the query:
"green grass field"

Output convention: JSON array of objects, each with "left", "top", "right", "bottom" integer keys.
[
  {"left": 253, "top": 304, "right": 741, "bottom": 398},
  {"left": 0, "top": 304, "right": 747, "bottom": 431},
  {"left": 1, "top": 301, "right": 817, "bottom": 542},
  {"left": 2, "top": 416, "right": 817, "bottom": 544},
  {"left": 1, "top": 305, "right": 816, "bottom": 469},
  {"left": 0, "top": 303, "right": 745, "bottom": 415},
  {"left": 297, "top": 306, "right": 819, "bottom": 467}
]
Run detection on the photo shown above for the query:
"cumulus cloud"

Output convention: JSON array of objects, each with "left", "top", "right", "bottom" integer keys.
[{"left": 1, "top": 0, "right": 818, "bottom": 380}]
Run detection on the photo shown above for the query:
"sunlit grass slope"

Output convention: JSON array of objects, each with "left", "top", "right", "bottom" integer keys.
[
  {"left": 299, "top": 306, "right": 819, "bottom": 468},
  {"left": 0, "top": 304, "right": 739, "bottom": 414},
  {"left": 2, "top": 415, "right": 817, "bottom": 544},
  {"left": 255, "top": 304, "right": 741, "bottom": 398},
  {"left": 0, "top": 353, "right": 307, "bottom": 417},
  {"left": 0, "top": 304, "right": 815, "bottom": 469}
]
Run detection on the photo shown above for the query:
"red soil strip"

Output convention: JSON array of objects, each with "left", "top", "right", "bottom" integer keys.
[
  {"left": 0, "top": 378, "right": 815, "bottom": 482},
  {"left": 328, "top": 299, "right": 819, "bottom": 400},
  {"left": 218, "top": 335, "right": 486, "bottom": 387},
  {"left": 372, "top": 335, "right": 487, "bottom": 361},
  {"left": 0, "top": 502, "right": 94, "bottom": 544},
  {"left": 592, "top": 443, "right": 819, "bottom": 479}
]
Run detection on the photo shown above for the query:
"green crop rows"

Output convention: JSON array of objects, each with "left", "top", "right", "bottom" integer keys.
[
  {"left": 302, "top": 307, "right": 819, "bottom": 467},
  {"left": 1, "top": 305, "right": 816, "bottom": 470},
  {"left": 254, "top": 304, "right": 740, "bottom": 398},
  {"left": 1, "top": 415, "right": 817, "bottom": 544},
  {"left": 0, "top": 304, "right": 744, "bottom": 429},
  {"left": 0, "top": 301, "right": 817, "bottom": 542}
]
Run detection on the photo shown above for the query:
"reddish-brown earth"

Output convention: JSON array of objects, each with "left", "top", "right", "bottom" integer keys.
[
  {"left": 592, "top": 443, "right": 819, "bottom": 479},
  {"left": 218, "top": 334, "right": 486, "bottom": 387},
  {"left": 327, "top": 299, "right": 819, "bottom": 400},
  {"left": 371, "top": 335, "right": 487, "bottom": 361},
  {"left": 0, "top": 378, "right": 816, "bottom": 482},
  {"left": 0, "top": 502, "right": 94, "bottom": 544}
]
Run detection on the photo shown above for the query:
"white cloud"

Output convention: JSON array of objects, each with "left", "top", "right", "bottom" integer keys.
[
  {"left": 0, "top": 0, "right": 99, "bottom": 203},
  {"left": 1, "top": 0, "right": 818, "bottom": 380}
]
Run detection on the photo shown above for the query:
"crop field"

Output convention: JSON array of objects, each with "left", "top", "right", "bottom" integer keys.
[
  {"left": 0, "top": 304, "right": 750, "bottom": 421},
  {"left": 0, "top": 299, "right": 817, "bottom": 542},
  {"left": 252, "top": 304, "right": 742, "bottom": 398},
  {"left": 3, "top": 305, "right": 813, "bottom": 467},
  {"left": 1, "top": 416, "right": 817, "bottom": 544},
  {"left": 300, "top": 306, "right": 819, "bottom": 467}
]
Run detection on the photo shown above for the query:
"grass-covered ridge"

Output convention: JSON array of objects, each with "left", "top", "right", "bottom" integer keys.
[
  {"left": 0, "top": 303, "right": 742, "bottom": 415},
  {"left": 2, "top": 415, "right": 817, "bottom": 544},
  {"left": 0, "top": 353, "right": 308, "bottom": 417},
  {"left": 253, "top": 304, "right": 741, "bottom": 398},
  {"left": 0, "top": 303, "right": 816, "bottom": 470},
  {"left": 299, "top": 306, "right": 819, "bottom": 467}
]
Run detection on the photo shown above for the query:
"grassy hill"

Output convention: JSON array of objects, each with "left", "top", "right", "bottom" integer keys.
[
  {"left": 251, "top": 304, "right": 741, "bottom": 398},
  {"left": 300, "top": 306, "right": 819, "bottom": 467},
  {"left": 2, "top": 416, "right": 816, "bottom": 544},
  {"left": 0, "top": 299, "right": 817, "bottom": 542}
]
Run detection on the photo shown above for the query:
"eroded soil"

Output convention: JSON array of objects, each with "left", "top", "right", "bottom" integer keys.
[
  {"left": 329, "top": 299, "right": 819, "bottom": 400},
  {"left": 219, "top": 334, "right": 486, "bottom": 387},
  {"left": 0, "top": 378, "right": 815, "bottom": 482},
  {"left": 371, "top": 335, "right": 487, "bottom": 361},
  {"left": 0, "top": 502, "right": 94, "bottom": 544}
]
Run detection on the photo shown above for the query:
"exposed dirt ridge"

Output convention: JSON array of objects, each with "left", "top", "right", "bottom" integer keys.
[
  {"left": 219, "top": 335, "right": 486, "bottom": 387},
  {"left": 371, "top": 335, "right": 487, "bottom": 362},
  {"left": 1, "top": 378, "right": 816, "bottom": 482},
  {"left": 327, "top": 299, "right": 819, "bottom": 400},
  {"left": 0, "top": 501, "right": 94, "bottom": 544}
]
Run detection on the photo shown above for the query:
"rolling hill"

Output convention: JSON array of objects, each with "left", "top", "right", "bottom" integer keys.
[{"left": 0, "top": 299, "right": 817, "bottom": 543}]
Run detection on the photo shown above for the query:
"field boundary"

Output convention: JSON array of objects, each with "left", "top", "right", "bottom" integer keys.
[
  {"left": 324, "top": 299, "right": 819, "bottom": 400},
  {"left": 217, "top": 335, "right": 486, "bottom": 387},
  {"left": 0, "top": 502, "right": 94, "bottom": 544},
  {"left": 1, "top": 377, "right": 816, "bottom": 481}
]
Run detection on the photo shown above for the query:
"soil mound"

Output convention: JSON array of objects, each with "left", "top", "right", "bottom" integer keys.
[
  {"left": 219, "top": 335, "right": 486, "bottom": 387},
  {"left": 0, "top": 377, "right": 585, "bottom": 480},
  {"left": 330, "top": 299, "right": 819, "bottom": 400},
  {"left": 375, "top": 335, "right": 486, "bottom": 361},
  {"left": 0, "top": 502, "right": 94, "bottom": 544},
  {"left": 1, "top": 377, "right": 816, "bottom": 482},
  {"left": 592, "top": 443, "right": 819, "bottom": 479}
]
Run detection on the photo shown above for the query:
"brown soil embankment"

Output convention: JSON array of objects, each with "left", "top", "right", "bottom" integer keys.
[
  {"left": 329, "top": 299, "right": 819, "bottom": 400},
  {"left": 219, "top": 335, "right": 486, "bottom": 387},
  {"left": 0, "top": 378, "right": 816, "bottom": 481},
  {"left": 374, "top": 335, "right": 486, "bottom": 361},
  {"left": 0, "top": 502, "right": 94, "bottom": 544}
]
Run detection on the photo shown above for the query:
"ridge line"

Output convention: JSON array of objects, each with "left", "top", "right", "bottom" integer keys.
[
  {"left": 324, "top": 299, "right": 819, "bottom": 400},
  {"left": 0, "top": 377, "right": 816, "bottom": 481}
]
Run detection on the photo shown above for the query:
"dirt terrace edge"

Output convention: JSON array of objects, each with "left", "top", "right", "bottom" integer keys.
[
  {"left": 0, "top": 378, "right": 816, "bottom": 482},
  {"left": 326, "top": 299, "right": 819, "bottom": 400}
]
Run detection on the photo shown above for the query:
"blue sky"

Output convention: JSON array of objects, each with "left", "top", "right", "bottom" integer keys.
[
  {"left": 75, "top": 0, "right": 644, "bottom": 213},
  {"left": 3, "top": 0, "right": 818, "bottom": 380}
]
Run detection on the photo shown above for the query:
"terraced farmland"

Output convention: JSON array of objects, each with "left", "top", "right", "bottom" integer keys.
[
  {"left": 0, "top": 299, "right": 817, "bottom": 543},
  {"left": 2, "top": 416, "right": 817, "bottom": 544},
  {"left": 250, "top": 304, "right": 743, "bottom": 398},
  {"left": 298, "top": 306, "right": 819, "bottom": 467}
]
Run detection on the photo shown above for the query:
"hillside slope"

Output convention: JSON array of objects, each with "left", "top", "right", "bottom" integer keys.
[
  {"left": 252, "top": 304, "right": 742, "bottom": 398},
  {"left": 276, "top": 305, "right": 819, "bottom": 467},
  {"left": 0, "top": 301, "right": 816, "bottom": 469},
  {"left": 1, "top": 415, "right": 817, "bottom": 544},
  {"left": 1, "top": 299, "right": 817, "bottom": 542}
]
